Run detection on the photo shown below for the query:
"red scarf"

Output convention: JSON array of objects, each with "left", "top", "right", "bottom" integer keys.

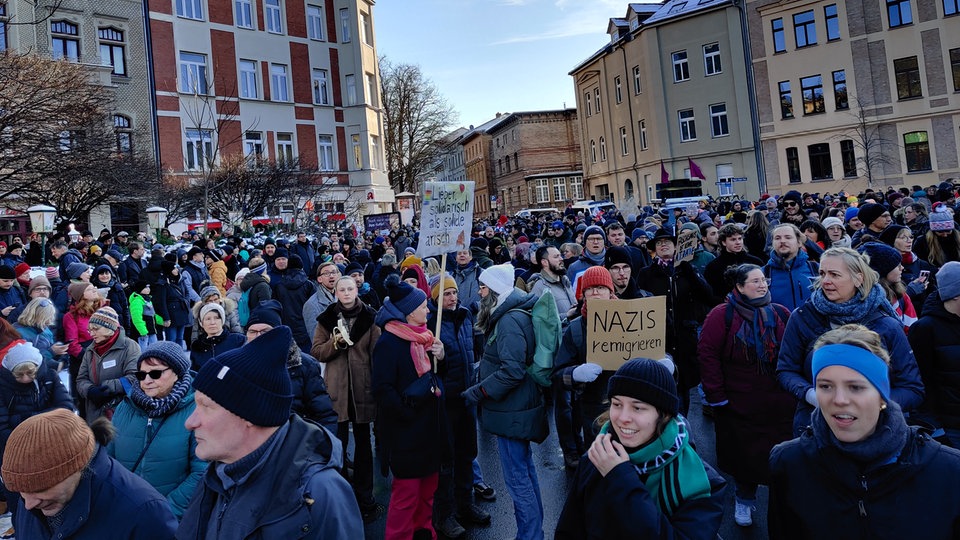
[
  {"left": 902, "top": 251, "right": 916, "bottom": 265},
  {"left": 94, "top": 330, "right": 120, "bottom": 357},
  {"left": 385, "top": 320, "right": 435, "bottom": 377}
]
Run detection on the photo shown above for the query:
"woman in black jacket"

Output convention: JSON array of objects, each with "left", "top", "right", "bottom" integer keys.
[{"left": 154, "top": 261, "right": 191, "bottom": 348}]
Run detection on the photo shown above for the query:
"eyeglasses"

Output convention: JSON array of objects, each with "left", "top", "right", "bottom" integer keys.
[
  {"left": 32, "top": 287, "right": 50, "bottom": 293},
  {"left": 744, "top": 278, "right": 772, "bottom": 286},
  {"left": 246, "top": 327, "right": 272, "bottom": 336},
  {"left": 609, "top": 266, "right": 631, "bottom": 274},
  {"left": 135, "top": 368, "right": 170, "bottom": 381},
  {"left": 783, "top": 201, "right": 799, "bottom": 207},
  {"left": 586, "top": 237, "right": 604, "bottom": 243},
  {"left": 320, "top": 271, "right": 340, "bottom": 277}
]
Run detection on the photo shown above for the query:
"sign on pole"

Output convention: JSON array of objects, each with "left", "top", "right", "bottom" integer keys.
[
  {"left": 586, "top": 297, "right": 666, "bottom": 371},
  {"left": 363, "top": 212, "right": 401, "bottom": 233},
  {"left": 674, "top": 228, "right": 698, "bottom": 266},
  {"left": 417, "top": 181, "right": 475, "bottom": 258}
]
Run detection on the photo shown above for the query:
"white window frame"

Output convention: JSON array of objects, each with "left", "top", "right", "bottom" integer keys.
[
  {"left": 271, "top": 63, "right": 289, "bottom": 102},
  {"left": 351, "top": 134, "right": 362, "bottom": 169},
  {"left": 312, "top": 68, "right": 329, "bottom": 105},
  {"left": 176, "top": 0, "right": 203, "bottom": 20},
  {"left": 243, "top": 131, "right": 264, "bottom": 161},
  {"left": 590, "top": 140, "right": 597, "bottom": 163},
  {"left": 672, "top": 50, "right": 690, "bottom": 82},
  {"left": 345, "top": 74, "right": 357, "bottom": 106},
  {"left": 535, "top": 178, "right": 549, "bottom": 203},
  {"left": 584, "top": 92, "right": 592, "bottom": 116},
  {"left": 370, "top": 135, "right": 382, "bottom": 170},
  {"left": 710, "top": 103, "right": 729, "bottom": 137},
  {"left": 276, "top": 132, "right": 294, "bottom": 165},
  {"left": 595, "top": 87, "right": 602, "bottom": 113},
  {"left": 678, "top": 109, "right": 696, "bottom": 141},
  {"left": 599, "top": 137, "right": 607, "bottom": 161},
  {"left": 185, "top": 128, "right": 213, "bottom": 170},
  {"left": 633, "top": 65, "right": 641, "bottom": 94},
  {"left": 307, "top": 4, "right": 324, "bottom": 40},
  {"left": 619, "top": 126, "right": 628, "bottom": 155},
  {"left": 365, "top": 72, "right": 377, "bottom": 106},
  {"left": 703, "top": 43, "right": 721, "bottom": 76},
  {"left": 340, "top": 8, "right": 351, "bottom": 43},
  {"left": 318, "top": 135, "right": 336, "bottom": 171},
  {"left": 639, "top": 119, "right": 648, "bottom": 150},
  {"left": 552, "top": 178, "right": 566, "bottom": 201},
  {"left": 614, "top": 76, "right": 622, "bottom": 104},
  {"left": 239, "top": 59, "right": 258, "bottom": 99},
  {"left": 265, "top": 0, "right": 283, "bottom": 34},
  {"left": 361, "top": 11, "right": 372, "bottom": 45},
  {"left": 570, "top": 176, "right": 584, "bottom": 200},
  {"left": 179, "top": 51, "right": 208, "bottom": 94},
  {"left": 235, "top": 0, "right": 253, "bottom": 28}
]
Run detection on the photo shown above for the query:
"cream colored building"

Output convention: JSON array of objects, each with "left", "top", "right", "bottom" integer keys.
[
  {"left": 749, "top": 0, "right": 960, "bottom": 195},
  {"left": 571, "top": 1, "right": 760, "bottom": 209}
]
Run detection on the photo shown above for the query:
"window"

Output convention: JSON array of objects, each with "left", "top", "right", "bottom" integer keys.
[
  {"left": 534, "top": 179, "right": 549, "bottom": 204},
  {"left": 318, "top": 135, "right": 335, "bottom": 171},
  {"left": 793, "top": 10, "right": 817, "bottom": 48},
  {"left": 307, "top": 5, "right": 324, "bottom": 40},
  {"left": 570, "top": 176, "right": 584, "bottom": 200},
  {"left": 904, "top": 131, "right": 931, "bottom": 171},
  {"left": 599, "top": 137, "right": 607, "bottom": 161},
  {"left": 58, "top": 129, "right": 84, "bottom": 152},
  {"left": 185, "top": 129, "right": 213, "bottom": 170},
  {"left": 678, "top": 109, "right": 696, "bottom": 141},
  {"left": 800, "top": 74, "right": 824, "bottom": 114},
  {"left": 639, "top": 120, "right": 648, "bottom": 150},
  {"left": 779, "top": 81, "right": 794, "bottom": 118},
  {"left": 235, "top": 0, "right": 253, "bottom": 28},
  {"left": 114, "top": 115, "right": 132, "bottom": 156},
  {"left": 312, "top": 69, "right": 329, "bottom": 105},
  {"left": 672, "top": 51, "right": 690, "bottom": 82},
  {"left": 370, "top": 135, "right": 382, "bottom": 170},
  {"left": 947, "top": 0, "right": 960, "bottom": 16},
  {"left": 619, "top": 127, "right": 628, "bottom": 155},
  {"left": 951, "top": 48, "right": 960, "bottom": 90},
  {"left": 98, "top": 27, "right": 126, "bottom": 76},
  {"left": 553, "top": 178, "right": 567, "bottom": 201},
  {"left": 239, "top": 60, "right": 258, "bottom": 99},
  {"left": 833, "top": 70, "right": 848, "bottom": 110},
  {"left": 808, "top": 143, "right": 833, "bottom": 180},
  {"left": 176, "top": 0, "right": 203, "bottom": 20},
  {"left": 351, "top": 134, "right": 361, "bottom": 169},
  {"left": 614, "top": 76, "right": 622, "bottom": 104},
  {"left": 895, "top": 56, "right": 922, "bottom": 99},
  {"left": 264, "top": 0, "right": 283, "bottom": 33},
  {"left": 271, "top": 64, "right": 289, "bottom": 101},
  {"left": 824, "top": 4, "right": 840, "bottom": 40},
  {"left": 710, "top": 103, "right": 729, "bottom": 137},
  {"left": 276, "top": 133, "right": 294, "bottom": 165},
  {"left": 345, "top": 74, "right": 357, "bottom": 106},
  {"left": 366, "top": 72, "right": 377, "bottom": 106},
  {"left": 840, "top": 139, "right": 857, "bottom": 177},
  {"left": 633, "top": 65, "right": 641, "bottom": 94},
  {"left": 0, "top": 3, "right": 7, "bottom": 51},
  {"left": 584, "top": 92, "right": 592, "bottom": 116},
  {"left": 772, "top": 18, "right": 786, "bottom": 53},
  {"left": 590, "top": 140, "right": 597, "bottom": 163},
  {"left": 624, "top": 179, "right": 634, "bottom": 201},
  {"left": 179, "top": 52, "right": 208, "bottom": 94},
  {"left": 361, "top": 11, "right": 373, "bottom": 45},
  {"left": 51, "top": 21, "right": 79, "bottom": 62},
  {"left": 340, "top": 8, "right": 351, "bottom": 42},
  {"left": 244, "top": 131, "right": 264, "bottom": 161},
  {"left": 595, "top": 88, "right": 602, "bottom": 113},
  {"left": 703, "top": 43, "right": 721, "bottom": 75},
  {"left": 887, "top": 0, "right": 912, "bottom": 27},
  {"left": 786, "top": 147, "right": 801, "bottom": 183}
]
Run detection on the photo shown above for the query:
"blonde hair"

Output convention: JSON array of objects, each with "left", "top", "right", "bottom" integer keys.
[
  {"left": 924, "top": 229, "right": 960, "bottom": 267},
  {"left": 17, "top": 298, "right": 57, "bottom": 329},
  {"left": 11, "top": 362, "right": 37, "bottom": 378},
  {"left": 422, "top": 257, "right": 441, "bottom": 278},
  {"left": 813, "top": 324, "right": 891, "bottom": 367},
  {"left": 814, "top": 247, "right": 877, "bottom": 300}
]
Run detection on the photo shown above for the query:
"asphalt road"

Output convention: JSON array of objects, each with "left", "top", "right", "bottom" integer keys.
[{"left": 363, "top": 390, "right": 771, "bottom": 539}]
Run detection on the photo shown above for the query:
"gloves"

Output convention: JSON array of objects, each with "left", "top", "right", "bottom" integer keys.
[
  {"left": 461, "top": 384, "right": 485, "bottom": 406},
  {"left": 572, "top": 363, "right": 603, "bottom": 383},
  {"left": 805, "top": 387, "right": 818, "bottom": 407},
  {"left": 87, "top": 385, "right": 112, "bottom": 407}
]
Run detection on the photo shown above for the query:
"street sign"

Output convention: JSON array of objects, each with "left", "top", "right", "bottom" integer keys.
[{"left": 729, "top": 177, "right": 748, "bottom": 182}]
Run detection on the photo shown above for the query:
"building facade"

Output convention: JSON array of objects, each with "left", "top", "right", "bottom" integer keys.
[
  {"left": 748, "top": 0, "right": 960, "bottom": 195},
  {"left": 571, "top": 1, "right": 759, "bottom": 209},
  {"left": 147, "top": 0, "right": 393, "bottom": 226}
]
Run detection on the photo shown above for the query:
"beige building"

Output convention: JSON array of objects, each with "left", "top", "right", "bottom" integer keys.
[
  {"left": 571, "top": 1, "right": 760, "bottom": 209},
  {"left": 749, "top": 0, "right": 960, "bottom": 195}
]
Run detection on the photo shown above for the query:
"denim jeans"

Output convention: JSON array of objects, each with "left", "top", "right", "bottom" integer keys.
[
  {"left": 165, "top": 325, "right": 186, "bottom": 349},
  {"left": 472, "top": 458, "right": 484, "bottom": 484},
  {"left": 137, "top": 334, "right": 157, "bottom": 350},
  {"left": 496, "top": 436, "right": 544, "bottom": 540}
]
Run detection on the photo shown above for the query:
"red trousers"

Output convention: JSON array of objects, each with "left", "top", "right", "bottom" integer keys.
[{"left": 384, "top": 473, "right": 439, "bottom": 540}]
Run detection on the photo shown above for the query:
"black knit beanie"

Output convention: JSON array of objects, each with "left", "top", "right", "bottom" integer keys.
[{"left": 607, "top": 358, "right": 679, "bottom": 416}]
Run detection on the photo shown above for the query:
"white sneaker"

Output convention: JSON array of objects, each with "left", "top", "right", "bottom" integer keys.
[{"left": 734, "top": 499, "right": 753, "bottom": 526}]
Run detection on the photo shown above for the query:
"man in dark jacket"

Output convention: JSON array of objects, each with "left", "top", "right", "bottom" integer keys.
[
  {"left": 120, "top": 242, "right": 147, "bottom": 286},
  {"left": 270, "top": 255, "right": 317, "bottom": 353},
  {"left": 178, "top": 326, "right": 362, "bottom": 538},
  {"left": 764, "top": 223, "right": 818, "bottom": 312},
  {"left": 51, "top": 240, "right": 84, "bottom": 283},
  {"left": 290, "top": 231, "right": 316, "bottom": 275},
  {"left": 703, "top": 223, "right": 764, "bottom": 303}
]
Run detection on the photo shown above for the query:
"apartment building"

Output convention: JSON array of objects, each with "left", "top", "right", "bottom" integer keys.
[
  {"left": 147, "top": 0, "right": 393, "bottom": 222},
  {"left": 748, "top": 0, "right": 960, "bottom": 195},
  {"left": 571, "top": 1, "right": 759, "bottom": 208}
]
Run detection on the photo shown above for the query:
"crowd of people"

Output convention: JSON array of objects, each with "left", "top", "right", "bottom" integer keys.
[{"left": 0, "top": 182, "right": 960, "bottom": 538}]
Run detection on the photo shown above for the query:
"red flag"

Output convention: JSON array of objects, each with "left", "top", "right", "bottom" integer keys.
[
  {"left": 688, "top": 158, "right": 705, "bottom": 180},
  {"left": 660, "top": 161, "right": 670, "bottom": 184}
]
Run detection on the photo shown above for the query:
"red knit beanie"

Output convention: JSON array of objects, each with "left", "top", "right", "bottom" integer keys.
[{"left": 575, "top": 266, "right": 615, "bottom": 301}]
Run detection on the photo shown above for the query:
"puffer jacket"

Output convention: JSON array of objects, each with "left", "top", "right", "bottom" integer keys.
[
  {"left": 476, "top": 289, "right": 548, "bottom": 443},
  {"left": 272, "top": 269, "right": 317, "bottom": 352},
  {"left": 287, "top": 341, "right": 338, "bottom": 433},
  {"left": 155, "top": 275, "right": 192, "bottom": 328},
  {"left": 311, "top": 301, "right": 380, "bottom": 424},
  {"left": 427, "top": 303, "right": 475, "bottom": 403},
  {"left": 239, "top": 271, "right": 272, "bottom": 316},
  {"left": 910, "top": 291, "right": 960, "bottom": 430},
  {"left": 0, "top": 361, "right": 73, "bottom": 457},
  {"left": 107, "top": 388, "right": 208, "bottom": 519},
  {"left": 207, "top": 260, "right": 228, "bottom": 296},
  {"left": 76, "top": 329, "right": 140, "bottom": 421},
  {"left": 764, "top": 250, "right": 818, "bottom": 312},
  {"left": 189, "top": 331, "right": 246, "bottom": 372}
]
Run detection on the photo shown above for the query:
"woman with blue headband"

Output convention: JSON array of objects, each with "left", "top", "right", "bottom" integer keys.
[{"left": 769, "top": 324, "right": 960, "bottom": 539}]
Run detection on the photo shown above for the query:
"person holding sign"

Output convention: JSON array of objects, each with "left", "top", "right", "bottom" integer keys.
[
  {"left": 697, "top": 264, "right": 794, "bottom": 527},
  {"left": 555, "top": 358, "right": 726, "bottom": 539}
]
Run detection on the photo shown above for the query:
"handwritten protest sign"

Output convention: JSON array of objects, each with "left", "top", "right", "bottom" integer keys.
[
  {"left": 417, "top": 181, "right": 475, "bottom": 258},
  {"left": 586, "top": 297, "right": 666, "bottom": 370},
  {"left": 674, "top": 228, "right": 698, "bottom": 267}
]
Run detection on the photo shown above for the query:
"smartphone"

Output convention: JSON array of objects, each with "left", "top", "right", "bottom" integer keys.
[{"left": 920, "top": 270, "right": 930, "bottom": 280}]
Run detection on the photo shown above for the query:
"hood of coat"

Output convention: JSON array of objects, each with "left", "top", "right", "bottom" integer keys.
[{"left": 240, "top": 271, "right": 267, "bottom": 291}]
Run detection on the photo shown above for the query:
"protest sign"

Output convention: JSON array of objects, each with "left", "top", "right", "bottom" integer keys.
[
  {"left": 363, "top": 212, "right": 400, "bottom": 233},
  {"left": 417, "top": 181, "right": 475, "bottom": 258},
  {"left": 585, "top": 297, "right": 666, "bottom": 370},
  {"left": 674, "top": 228, "right": 698, "bottom": 266}
]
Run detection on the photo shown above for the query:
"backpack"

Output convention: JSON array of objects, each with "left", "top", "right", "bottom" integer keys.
[
  {"left": 238, "top": 288, "right": 251, "bottom": 327},
  {"left": 488, "top": 290, "right": 562, "bottom": 387}
]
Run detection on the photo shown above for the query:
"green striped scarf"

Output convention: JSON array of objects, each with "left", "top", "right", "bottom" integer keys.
[{"left": 599, "top": 415, "right": 712, "bottom": 516}]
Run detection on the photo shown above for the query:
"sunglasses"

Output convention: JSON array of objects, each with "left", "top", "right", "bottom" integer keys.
[
  {"left": 783, "top": 201, "right": 799, "bottom": 207},
  {"left": 135, "top": 368, "right": 170, "bottom": 381}
]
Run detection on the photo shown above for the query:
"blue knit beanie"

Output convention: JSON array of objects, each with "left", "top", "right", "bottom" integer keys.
[
  {"left": 246, "top": 299, "right": 283, "bottom": 330},
  {"left": 844, "top": 206, "right": 860, "bottom": 223},
  {"left": 383, "top": 274, "right": 427, "bottom": 318},
  {"left": 193, "top": 325, "right": 294, "bottom": 427},
  {"left": 139, "top": 340, "right": 191, "bottom": 379},
  {"left": 812, "top": 344, "right": 890, "bottom": 402}
]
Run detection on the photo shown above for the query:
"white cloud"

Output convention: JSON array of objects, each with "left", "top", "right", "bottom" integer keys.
[{"left": 490, "top": 3, "right": 622, "bottom": 45}]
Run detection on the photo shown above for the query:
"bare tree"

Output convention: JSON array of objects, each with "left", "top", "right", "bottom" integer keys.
[
  {"left": 380, "top": 57, "right": 457, "bottom": 194},
  {"left": 841, "top": 96, "right": 897, "bottom": 188}
]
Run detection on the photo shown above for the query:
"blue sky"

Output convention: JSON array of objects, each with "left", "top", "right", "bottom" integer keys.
[{"left": 375, "top": 0, "right": 628, "bottom": 129}]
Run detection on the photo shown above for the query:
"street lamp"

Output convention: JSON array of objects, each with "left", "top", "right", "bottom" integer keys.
[
  {"left": 146, "top": 206, "right": 168, "bottom": 242},
  {"left": 26, "top": 205, "right": 56, "bottom": 267}
]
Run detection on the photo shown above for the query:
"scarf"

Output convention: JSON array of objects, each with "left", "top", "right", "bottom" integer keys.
[
  {"left": 901, "top": 251, "right": 916, "bottom": 265},
  {"left": 338, "top": 300, "right": 363, "bottom": 319},
  {"left": 810, "top": 283, "right": 897, "bottom": 326},
  {"left": 656, "top": 257, "right": 675, "bottom": 275},
  {"left": 599, "top": 415, "right": 711, "bottom": 516},
  {"left": 811, "top": 400, "right": 909, "bottom": 471},
  {"left": 583, "top": 248, "right": 606, "bottom": 266},
  {"left": 130, "top": 373, "right": 193, "bottom": 418},
  {"left": 384, "top": 320, "right": 435, "bottom": 377},
  {"left": 727, "top": 289, "right": 779, "bottom": 374},
  {"left": 94, "top": 330, "right": 120, "bottom": 356}
]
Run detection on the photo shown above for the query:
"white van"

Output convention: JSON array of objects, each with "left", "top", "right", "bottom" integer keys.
[
  {"left": 515, "top": 208, "right": 559, "bottom": 219},
  {"left": 570, "top": 200, "right": 618, "bottom": 216}
]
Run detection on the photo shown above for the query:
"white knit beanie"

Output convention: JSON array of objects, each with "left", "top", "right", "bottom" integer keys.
[
  {"left": 479, "top": 263, "right": 516, "bottom": 297},
  {"left": 2, "top": 342, "right": 42, "bottom": 372}
]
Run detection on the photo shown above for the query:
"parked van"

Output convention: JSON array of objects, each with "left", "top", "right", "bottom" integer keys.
[
  {"left": 515, "top": 208, "right": 559, "bottom": 219},
  {"left": 570, "top": 200, "right": 618, "bottom": 216}
]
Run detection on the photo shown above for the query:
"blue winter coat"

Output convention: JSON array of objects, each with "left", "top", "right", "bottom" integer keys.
[
  {"left": 777, "top": 298, "right": 925, "bottom": 433},
  {"left": 155, "top": 275, "right": 192, "bottom": 327},
  {"left": 13, "top": 446, "right": 177, "bottom": 539},
  {"left": 0, "top": 285, "right": 25, "bottom": 321},
  {"left": 764, "top": 250, "right": 818, "bottom": 312},
  {"left": 451, "top": 262, "right": 481, "bottom": 314},
  {"left": 0, "top": 361, "right": 73, "bottom": 458},
  {"left": 189, "top": 331, "right": 246, "bottom": 372},
  {"left": 14, "top": 324, "right": 64, "bottom": 371},
  {"left": 176, "top": 415, "right": 362, "bottom": 539},
  {"left": 427, "top": 303, "right": 475, "bottom": 401},
  {"left": 290, "top": 240, "right": 316, "bottom": 274},
  {"left": 107, "top": 388, "right": 208, "bottom": 519}
]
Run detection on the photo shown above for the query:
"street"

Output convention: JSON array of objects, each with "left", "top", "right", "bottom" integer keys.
[{"left": 363, "top": 390, "right": 771, "bottom": 539}]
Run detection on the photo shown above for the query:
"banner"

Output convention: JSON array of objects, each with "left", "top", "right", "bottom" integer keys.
[
  {"left": 417, "top": 181, "right": 475, "bottom": 258},
  {"left": 363, "top": 212, "right": 400, "bottom": 233},
  {"left": 585, "top": 297, "right": 666, "bottom": 370},
  {"left": 674, "top": 228, "right": 698, "bottom": 267}
]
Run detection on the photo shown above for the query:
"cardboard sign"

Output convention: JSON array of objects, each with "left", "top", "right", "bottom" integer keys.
[
  {"left": 674, "top": 228, "right": 698, "bottom": 267},
  {"left": 417, "top": 181, "right": 475, "bottom": 258},
  {"left": 586, "top": 297, "right": 667, "bottom": 370}
]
